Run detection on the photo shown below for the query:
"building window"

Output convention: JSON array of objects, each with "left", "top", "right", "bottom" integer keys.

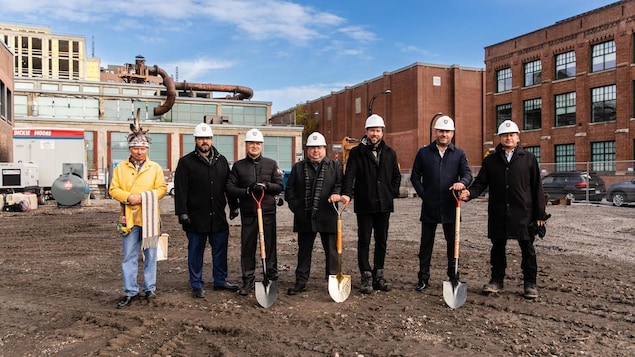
[
  {"left": 591, "top": 141, "right": 616, "bottom": 172},
  {"left": 0, "top": 81, "right": 4, "bottom": 121},
  {"left": 496, "top": 68, "right": 512, "bottom": 92},
  {"left": 591, "top": 85, "right": 616, "bottom": 123},
  {"left": 525, "top": 146, "right": 541, "bottom": 164},
  {"left": 555, "top": 143, "right": 575, "bottom": 172},
  {"left": 495, "top": 103, "right": 512, "bottom": 129},
  {"left": 555, "top": 92, "right": 576, "bottom": 126},
  {"left": 263, "top": 136, "right": 293, "bottom": 171},
  {"left": 523, "top": 60, "right": 541, "bottom": 86},
  {"left": 6, "top": 88, "right": 11, "bottom": 124},
  {"left": 591, "top": 40, "right": 616, "bottom": 72},
  {"left": 555, "top": 51, "right": 576, "bottom": 80},
  {"left": 523, "top": 98, "right": 542, "bottom": 130},
  {"left": 111, "top": 132, "right": 168, "bottom": 169},
  {"left": 85, "top": 131, "right": 95, "bottom": 171}
]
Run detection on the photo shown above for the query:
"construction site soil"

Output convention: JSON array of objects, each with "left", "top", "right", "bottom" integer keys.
[{"left": 0, "top": 196, "right": 633, "bottom": 357}]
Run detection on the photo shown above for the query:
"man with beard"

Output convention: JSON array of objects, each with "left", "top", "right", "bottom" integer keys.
[
  {"left": 341, "top": 114, "right": 401, "bottom": 294},
  {"left": 410, "top": 115, "right": 472, "bottom": 292},
  {"left": 174, "top": 123, "right": 239, "bottom": 298}
]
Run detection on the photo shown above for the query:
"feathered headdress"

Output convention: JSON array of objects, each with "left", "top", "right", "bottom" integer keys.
[{"left": 127, "top": 108, "right": 152, "bottom": 147}]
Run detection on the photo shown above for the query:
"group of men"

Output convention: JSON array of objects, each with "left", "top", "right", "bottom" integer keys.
[{"left": 109, "top": 112, "right": 548, "bottom": 309}]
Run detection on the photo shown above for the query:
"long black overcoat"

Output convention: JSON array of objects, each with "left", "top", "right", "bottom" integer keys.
[{"left": 468, "top": 144, "right": 547, "bottom": 241}]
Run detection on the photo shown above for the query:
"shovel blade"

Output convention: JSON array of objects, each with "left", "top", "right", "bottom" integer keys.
[
  {"left": 328, "top": 274, "right": 351, "bottom": 303},
  {"left": 255, "top": 281, "right": 278, "bottom": 308},
  {"left": 443, "top": 280, "right": 467, "bottom": 309}
]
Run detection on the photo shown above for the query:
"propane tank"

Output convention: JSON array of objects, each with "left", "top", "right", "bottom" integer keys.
[{"left": 51, "top": 173, "right": 87, "bottom": 207}]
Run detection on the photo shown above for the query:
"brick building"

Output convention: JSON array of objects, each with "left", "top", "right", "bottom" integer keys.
[
  {"left": 485, "top": 0, "right": 635, "bottom": 175},
  {"left": 272, "top": 62, "right": 486, "bottom": 171},
  {"left": 0, "top": 40, "right": 13, "bottom": 162}
]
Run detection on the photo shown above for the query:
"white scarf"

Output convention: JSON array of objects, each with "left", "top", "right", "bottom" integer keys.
[{"left": 141, "top": 190, "right": 160, "bottom": 250}]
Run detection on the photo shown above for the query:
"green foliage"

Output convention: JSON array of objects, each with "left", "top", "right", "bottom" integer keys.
[{"left": 295, "top": 104, "right": 319, "bottom": 143}]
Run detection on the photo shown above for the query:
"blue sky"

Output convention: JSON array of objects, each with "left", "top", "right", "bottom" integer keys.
[{"left": 0, "top": 0, "right": 618, "bottom": 114}]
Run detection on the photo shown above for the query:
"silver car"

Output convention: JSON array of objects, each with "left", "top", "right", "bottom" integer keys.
[{"left": 606, "top": 178, "right": 635, "bottom": 207}]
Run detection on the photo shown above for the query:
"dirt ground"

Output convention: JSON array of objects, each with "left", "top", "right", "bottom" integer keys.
[{"left": 0, "top": 195, "right": 633, "bottom": 357}]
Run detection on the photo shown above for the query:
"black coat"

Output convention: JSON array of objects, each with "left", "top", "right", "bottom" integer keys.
[
  {"left": 285, "top": 157, "right": 343, "bottom": 233},
  {"left": 410, "top": 142, "right": 472, "bottom": 224},
  {"left": 173, "top": 147, "right": 237, "bottom": 233},
  {"left": 468, "top": 144, "right": 547, "bottom": 241},
  {"left": 226, "top": 155, "right": 283, "bottom": 217},
  {"left": 341, "top": 138, "right": 401, "bottom": 214}
]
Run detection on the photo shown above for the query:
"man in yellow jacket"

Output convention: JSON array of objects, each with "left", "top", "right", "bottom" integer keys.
[{"left": 109, "top": 126, "right": 167, "bottom": 308}]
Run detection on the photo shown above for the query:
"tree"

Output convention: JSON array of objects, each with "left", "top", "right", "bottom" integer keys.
[{"left": 295, "top": 104, "right": 319, "bottom": 144}]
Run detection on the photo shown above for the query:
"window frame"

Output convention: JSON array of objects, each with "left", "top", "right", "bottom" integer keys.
[
  {"left": 554, "top": 143, "right": 576, "bottom": 172},
  {"left": 523, "top": 98, "right": 542, "bottom": 130},
  {"left": 495, "top": 103, "right": 512, "bottom": 129},
  {"left": 496, "top": 68, "right": 512, "bottom": 92},
  {"left": 591, "top": 141, "right": 616, "bottom": 172},
  {"left": 555, "top": 51, "right": 576, "bottom": 80},
  {"left": 524, "top": 146, "right": 541, "bottom": 164},
  {"left": 554, "top": 92, "right": 576, "bottom": 127},
  {"left": 590, "top": 85, "right": 616, "bottom": 123},
  {"left": 523, "top": 60, "right": 542, "bottom": 86},
  {"left": 591, "top": 40, "right": 616, "bottom": 72}
]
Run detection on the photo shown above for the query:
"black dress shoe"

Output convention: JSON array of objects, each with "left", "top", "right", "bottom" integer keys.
[
  {"left": 415, "top": 280, "right": 429, "bottom": 292},
  {"left": 193, "top": 288, "right": 206, "bottom": 298},
  {"left": 116, "top": 294, "right": 139, "bottom": 308},
  {"left": 287, "top": 283, "right": 306, "bottom": 296},
  {"left": 145, "top": 291, "right": 157, "bottom": 300},
  {"left": 213, "top": 281, "right": 239, "bottom": 291}
]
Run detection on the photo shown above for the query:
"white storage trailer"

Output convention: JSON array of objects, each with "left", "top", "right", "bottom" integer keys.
[{"left": 12, "top": 128, "right": 87, "bottom": 194}]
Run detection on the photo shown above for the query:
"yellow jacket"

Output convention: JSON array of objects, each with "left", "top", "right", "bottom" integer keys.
[{"left": 109, "top": 156, "right": 167, "bottom": 233}]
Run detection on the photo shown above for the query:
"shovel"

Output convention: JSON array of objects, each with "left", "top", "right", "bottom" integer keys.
[
  {"left": 443, "top": 190, "right": 467, "bottom": 309},
  {"left": 252, "top": 189, "right": 278, "bottom": 308},
  {"left": 328, "top": 201, "right": 351, "bottom": 303}
]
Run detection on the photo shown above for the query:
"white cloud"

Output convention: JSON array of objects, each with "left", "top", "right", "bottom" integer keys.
[
  {"left": 397, "top": 43, "right": 437, "bottom": 58},
  {"left": 337, "top": 25, "right": 376, "bottom": 42},
  {"left": 162, "top": 58, "right": 235, "bottom": 82},
  {"left": 199, "top": 0, "right": 345, "bottom": 42}
]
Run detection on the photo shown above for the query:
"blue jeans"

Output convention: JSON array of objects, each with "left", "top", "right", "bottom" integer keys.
[
  {"left": 186, "top": 230, "right": 230, "bottom": 289},
  {"left": 121, "top": 226, "right": 157, "bottom": 296}
]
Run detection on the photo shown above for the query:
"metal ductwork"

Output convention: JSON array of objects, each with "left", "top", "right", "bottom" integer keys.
[
  {"left": 147, "top": 65, "right": 176, "bottom": 116},
  {"left": 121, "top": 55, "right": 255, "bottom": 117},
  {"left": 174, "top": 81, "right": 254, "bottom": 100}
]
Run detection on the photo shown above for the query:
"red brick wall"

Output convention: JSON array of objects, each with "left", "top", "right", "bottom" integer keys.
[
  {"left": 485, "top": 0, "right": 635, "bottom": 163},
  {"left": 0, "top": 43, "right": 14, "bottom": 162},
  {"left": 302, "top": 63, "right": 485, "bottom": 170}
]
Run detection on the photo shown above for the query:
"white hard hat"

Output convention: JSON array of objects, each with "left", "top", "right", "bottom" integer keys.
[
  {"left": 306, "top": 132, "right": 327, "bottom": 147},
  {"left": 365, "top": 114, "right": 385, "bottom": 129},
  {"left": 193, "top": 123, "right": 213, "bottom": 137},
  {"left": 245, "top": 128, "right": 264, "bottom": 142},
  {"left": 497, "top": 120, "right": 520, "bottom": 135},
  {"left": 434, "top": 115, "right": 455, "bottom": 131}
]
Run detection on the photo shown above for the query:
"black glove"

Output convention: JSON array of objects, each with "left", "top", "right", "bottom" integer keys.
[
  {"left": 250, "top": 182, "right": 267, "bottom": 193},
  {"left": 229, "top": 209, "right": 239, "bottom": 220},
  {"left": 178, "top": 214, "right": 191, "bottom": 225},
  {"left": 528, "top": 214, "right": 551, "bottom": 239}
]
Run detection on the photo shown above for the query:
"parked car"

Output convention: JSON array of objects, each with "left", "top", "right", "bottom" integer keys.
[
  {"left": 606, "top": 178, "right": 635, "bottom": 207},
  {"left": 541, "top": 171, "right": 606, "bottom": 202},
  {"left": 166, "top": 181, "right": 174, "bottom": 196}
]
